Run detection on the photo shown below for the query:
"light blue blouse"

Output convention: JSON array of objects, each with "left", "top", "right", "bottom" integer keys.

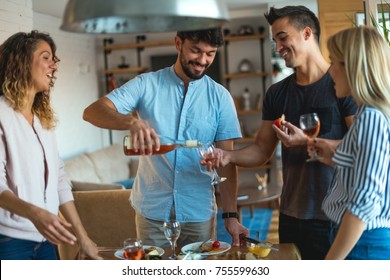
[
  {"left": 107, "top": 66, "right": 241, "bottom": 222},
  {"left": 323, "top": 105, "right": 390, "bottom": 229}
]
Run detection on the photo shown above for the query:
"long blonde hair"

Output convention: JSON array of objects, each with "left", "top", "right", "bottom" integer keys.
[
  {"left": 327, "top": 26, "right": 390, "bottom": 120},
  {"left": 0, "top": 30, "right": 60, "bottom": 129}
]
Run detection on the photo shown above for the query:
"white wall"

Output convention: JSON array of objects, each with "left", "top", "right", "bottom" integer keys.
[
  {"left": 32, "top": 13, "right": 106, "bottom": 159},
  {"left": 1, "top": 0, "right": 106, "bottom": 159},
  {"left": 0, "top": 0, "right": 33, "bottom": 40},
  {"left": 268, "top": 0, "right": 317, "bottom": 12}
]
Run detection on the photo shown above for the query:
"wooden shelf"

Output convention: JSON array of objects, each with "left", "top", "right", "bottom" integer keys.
[
  {"left": 103, "top": 40, "right": 174, "bottom": 51},
  {"left": 104, "top": 67, "right": 148, "bottom": 75},
  {"left": 225, "top": 34, "right": 267, "bottom": 42},
  {"left": 223, "top": 71, "right": 267, "bottom": 80}
]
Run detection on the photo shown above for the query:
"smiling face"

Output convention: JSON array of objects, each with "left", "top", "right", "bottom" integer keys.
[
  {"left": 31, "top": 40, "right": 58, "bottom": 94},
  {"left": 174, "top": 36, "right": 217, "bottom": 82},
  {"left": 328, "top": 57, "right": 350, "bottom": 98},
  {"left": 271, "top": 17, "right": 310, "bottom": 69}
]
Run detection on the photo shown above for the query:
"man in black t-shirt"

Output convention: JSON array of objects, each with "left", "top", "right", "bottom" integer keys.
[{"left": 211, "top": 6, "right": 357, "bottom": 259}]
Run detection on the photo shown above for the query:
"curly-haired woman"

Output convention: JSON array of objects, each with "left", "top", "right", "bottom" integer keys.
[{"left": 0, "top": 31, "right": 101, "bottom": 260}]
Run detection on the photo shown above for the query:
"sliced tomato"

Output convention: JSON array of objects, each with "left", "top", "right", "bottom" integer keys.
[{"left": 274, "top": 114, "right": 285, "bottom": 128}]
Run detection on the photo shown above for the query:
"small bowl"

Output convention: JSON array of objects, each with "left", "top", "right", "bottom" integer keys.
[{"left": 247, "top": 242, "right": 272, "bottom": 258}]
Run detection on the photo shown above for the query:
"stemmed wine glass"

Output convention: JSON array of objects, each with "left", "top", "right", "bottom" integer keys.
[
  {"left": 163, "top": 220, "right": 181, "bottom": 260},
  {"left": 299, "top": 112, "right": 322, "bottom": 162},
  {"left": 198, "top": 142, "right": 227, "bottom": 186}
]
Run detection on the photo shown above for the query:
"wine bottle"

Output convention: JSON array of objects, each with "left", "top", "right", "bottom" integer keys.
[{"left": 123, "top": 135, "right": 202, "bottom": 156}]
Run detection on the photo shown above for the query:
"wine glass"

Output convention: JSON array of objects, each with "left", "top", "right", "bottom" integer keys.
[
  {"left": 163, "top": 220, "right": 181, "bottom": 260},
  {"left": 123, "top": 238, "right": 144, "bottom": 260},
  {"left": 198, "top": 142, "right": 227, "bottom": 186},
  {"left": 299, "top": 112, "right": 322, "bottom": 162}
]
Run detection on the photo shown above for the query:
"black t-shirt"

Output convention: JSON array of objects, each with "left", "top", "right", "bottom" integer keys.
[{"left": 263, "top": 72, "right": 357, "bottom": 220}]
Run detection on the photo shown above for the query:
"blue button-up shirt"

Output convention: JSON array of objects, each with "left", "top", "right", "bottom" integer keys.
[{"left": 107, "top": 66, "right": 241, "bottom": 222}]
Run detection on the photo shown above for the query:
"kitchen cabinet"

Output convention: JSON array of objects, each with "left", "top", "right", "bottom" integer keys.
[{"left": 317, "top": 0, "right": 364, "bottom": 62}]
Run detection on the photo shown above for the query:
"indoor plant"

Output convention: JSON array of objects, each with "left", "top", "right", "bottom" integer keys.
[{"left": 370, "top": 0, "right": 390, "bottom": 46}]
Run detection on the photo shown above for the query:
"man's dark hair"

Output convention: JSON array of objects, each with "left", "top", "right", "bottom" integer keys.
[
  {"left": 176, "top": 27, "right": 224, "bottom": 47},
  {"left": 264, "top": 6, "right": 321, "bottom": 42}
]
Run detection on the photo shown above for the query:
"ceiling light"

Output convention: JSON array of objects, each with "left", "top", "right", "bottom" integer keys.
[{"left": 60, "top": 0, "right": 230, "bottom": 34}]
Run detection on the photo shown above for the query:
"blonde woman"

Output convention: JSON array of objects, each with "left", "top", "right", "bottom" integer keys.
[
  {"left": 0, "top": 31, "right": 101, "bottom": 259},
  {"left": 310, "top": 26, "right": 390, "bottom": 259}
]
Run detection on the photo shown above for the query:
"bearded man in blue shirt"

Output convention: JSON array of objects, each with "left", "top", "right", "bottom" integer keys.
[{"left": 83, "top": 27, "right": 249, "bottom": 248}]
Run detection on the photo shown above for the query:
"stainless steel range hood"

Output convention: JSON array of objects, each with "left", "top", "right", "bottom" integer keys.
[{"left": 60, "top": 0, "right": 230, "bottom": 34}]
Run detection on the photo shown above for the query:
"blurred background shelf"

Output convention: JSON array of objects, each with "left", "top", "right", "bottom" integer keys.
[
  {"left": 223, "top": 71, "right": 267, "bottom": 80},
  {"left": 103, "top": 67, "right": 148, "bottom": 75}
]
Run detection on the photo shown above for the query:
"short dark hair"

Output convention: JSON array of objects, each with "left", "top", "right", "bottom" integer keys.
[
  {"left": 176, "top": 27, "right": 224, "bottom": 47},
  {"left": 264, "top": 6, "right": 320, "bottom": 42}
]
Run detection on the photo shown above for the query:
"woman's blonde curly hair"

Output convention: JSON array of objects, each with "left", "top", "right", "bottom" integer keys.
[{"left": 0, "top": 30, "right": 60, "bottom": 129}]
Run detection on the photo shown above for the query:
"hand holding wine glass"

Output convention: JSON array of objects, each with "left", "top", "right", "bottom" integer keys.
[
  {"left": 198, "top": 142, "right": 227, "bottom": 186},
  {"left": 163, "top": 220, "right": 181, "bottom": 260},
  {"left": 299, "top": 112, "right": 322, "bottom": 162},
  {"left": 307, "top": 138, "right": 339, "bottom": 167}
]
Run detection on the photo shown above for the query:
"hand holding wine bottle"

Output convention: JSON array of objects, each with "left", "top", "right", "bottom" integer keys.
[
  {"left": 126, "top": 119, "right": 160, "bottom": 155},
  {"left": 123, "top": 135, "right": 202, "bottom": 156}
]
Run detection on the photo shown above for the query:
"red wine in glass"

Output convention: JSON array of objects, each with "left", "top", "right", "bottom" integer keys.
[{"left": 299, "top": 113, "right": 322, "bottom": 162}]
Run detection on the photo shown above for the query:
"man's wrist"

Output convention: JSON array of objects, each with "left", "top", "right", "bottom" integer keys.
[{"left": 222, "top": 212, "right": 239, "bottom": 219}]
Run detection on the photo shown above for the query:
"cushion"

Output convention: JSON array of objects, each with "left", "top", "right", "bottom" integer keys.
[
  {"left": 87, "top": 144, "right": 131, "bottom": 183},
  {"left": 64, "top": 154, "right": 100, "bottom": 184},
  {"left": 71, "top": 181, "right": 124, "bottom": 191},
  {"left": 114, "top": 178, "right": 135, "bottom": 189}
]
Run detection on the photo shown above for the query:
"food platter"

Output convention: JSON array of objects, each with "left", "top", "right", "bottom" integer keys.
[
  {"left": 181, "top": 241, "right": 231, "bottom": 256},
  {"left": 114, "top": 245, "right": 164, "bottom": 259}
]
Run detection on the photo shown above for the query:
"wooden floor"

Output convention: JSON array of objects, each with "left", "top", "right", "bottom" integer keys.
[
  {"left": 266, "top": 208, "right": 279, "bottom": 244},
  {"left": 255, "top": 198, "right": 280, "bottom": 244}
]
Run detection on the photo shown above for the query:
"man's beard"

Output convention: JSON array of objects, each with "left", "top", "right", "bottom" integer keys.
[{"left": 179, "top": 52, "right": 209, "bottom": 80}]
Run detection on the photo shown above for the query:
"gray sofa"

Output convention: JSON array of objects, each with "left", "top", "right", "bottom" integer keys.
[{"left": 64, "top": 143, "right": 138, "bottom": 191}]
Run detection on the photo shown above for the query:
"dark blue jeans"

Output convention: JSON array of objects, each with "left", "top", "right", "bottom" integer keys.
[
  {"left": 330, "top": 224, "right": 390, "bottom": 260},
  {"left": 279, "top": 213, "right": 331, "bottom": 260},
  {"left": 0, "top": 234, "right": 58, "bottom": 260}
]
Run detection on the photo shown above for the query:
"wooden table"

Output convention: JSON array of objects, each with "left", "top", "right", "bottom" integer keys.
[
  {"left": 98, "top": 243, "right": 301, "bottom": 260},
  {"left": 236, "top": 182, "right": 282, "bottom": 222}
]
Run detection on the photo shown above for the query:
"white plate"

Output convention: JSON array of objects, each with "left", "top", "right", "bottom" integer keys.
[
  {"left": 114, "top": 245, "right": 165, "bottom": 259},
  {"left": 181, "top": 241, "right": 231, "bottom": 256}
]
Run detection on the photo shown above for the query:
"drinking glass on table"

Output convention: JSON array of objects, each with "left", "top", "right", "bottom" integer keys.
[
  {"left": 198, "top": 142, "right": 227, "bottom": 186},
  {"left": 123, "top": 238, "right": 144, "bottom": 260},
  {"left": 163, "top": 220, "right": 181, "bottom": 260},
  {"left": 299, "top": 112, "right": 322, "bottom": 162}
]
